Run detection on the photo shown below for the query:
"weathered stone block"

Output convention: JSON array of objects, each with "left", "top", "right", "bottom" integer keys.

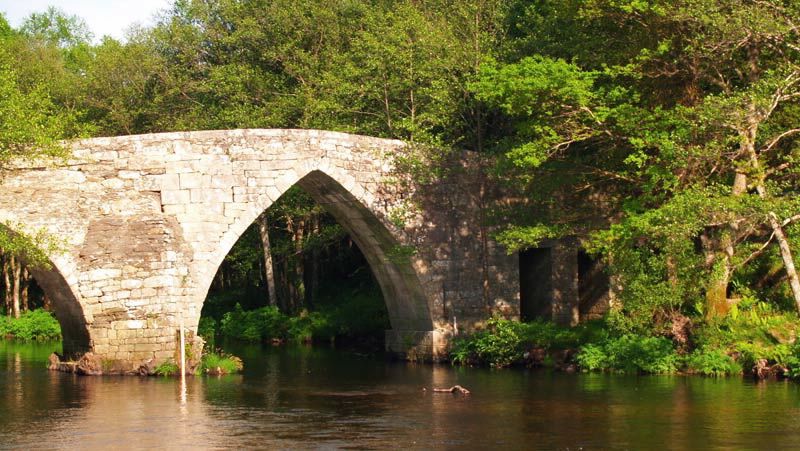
[
  {"left": 161, "top": 189, "right": 190, "bottom": 205},
  {"left": 87, "top": 268, "right": 122, "bottom": 281},
  {"left": 179, "top": 172, "right": 203, "bottom": 189}
]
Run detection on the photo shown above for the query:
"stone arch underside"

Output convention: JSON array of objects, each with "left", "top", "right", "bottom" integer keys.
[
  {"left": 198, "top": 169, "right": 432, "bottom": 334},
  {"left": 297, "top": 170, "right": 432, "bottom": 331},
  {"left": 0, "top": 225, "right": 90, "bottom": 357},
  {"left": 29, "top": 265, "right": 91, "bottom": 357}
]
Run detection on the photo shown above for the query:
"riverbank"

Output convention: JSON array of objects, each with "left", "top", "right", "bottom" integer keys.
[{"left": 451, "top": 304, "right": 800, "bottom": 379}]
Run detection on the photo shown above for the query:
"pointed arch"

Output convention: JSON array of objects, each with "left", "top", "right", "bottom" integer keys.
[{"left": 196, "top": 169, "right": 433, "bottom": 333}]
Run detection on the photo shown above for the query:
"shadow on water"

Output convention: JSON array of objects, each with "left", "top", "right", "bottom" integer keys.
[{"left": 3, "top": 340, "right": 800, "bottom": 448}]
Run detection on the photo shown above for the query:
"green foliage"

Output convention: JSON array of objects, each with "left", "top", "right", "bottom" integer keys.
[
  {"left": 693, "top": 301, "right": 800, "bottom": 367},
  {"left": 450, "top": 317, "right": 607, "bottom": 367},
  {"left": 0, "top": 43, "right": 74, "bottom": 168},
  {"left": 19, "top": 6, "right": 93, "bottom": 49},
  {"left": 0, "top": 309, "right": 61, "bottom": 341},
  {"left": 0, "top": 222, "right": 65, "bottom": 269},
  {"left": 4, "top": 0, "right": 799, "bottom": 379},
  {"left": 216, "top": 288, "right": 388, "bottom": 344},
  {"left": 197, "top": 316, "right": 216, "bottom": 349},
  {"left": 784, "top": 343, "right": 800, "bottom": 380},
  {"left": 575, "top": 334, "right": 680, "bottom": 374},
  {"left": 220, "top": 304, "right": 285, "bottom": 342},
  {"left": 199, "top": 352, "right": 243, "bottom": 375},
  {"left": 685, "top": 347, "right": 742, "bottom": 376},
  {"left": 495, "top": 224, "right": 567, "bottom": 253},
  {"left": 154, "top": 359, "right": 179, "bottom": 377},
  {"left": 197, "top": 316, "right": 216, "bottom": 340},
  {"left": 308, "top": 289, "right": 389, "bottom": 341},
  {"left": 451, "top": 317, "right": 524, "bottom": 367}
]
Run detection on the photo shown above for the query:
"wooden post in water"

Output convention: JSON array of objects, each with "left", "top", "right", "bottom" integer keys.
[
  {"left": 179, "top": 315, "right": 187, "bottom": 405},
  {"left": 179, "top": 316, "right": 186, "bottom": 376}
]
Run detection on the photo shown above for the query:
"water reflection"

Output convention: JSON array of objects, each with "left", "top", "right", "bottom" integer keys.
[{"left": 3, "top": 341, "right": 800, "bottom": 449}]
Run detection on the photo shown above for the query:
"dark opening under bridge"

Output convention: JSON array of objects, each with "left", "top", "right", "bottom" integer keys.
[{"left": 0, "top": 129, "right": 607, "bottom": 373}]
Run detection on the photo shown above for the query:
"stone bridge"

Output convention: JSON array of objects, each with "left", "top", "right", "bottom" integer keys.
[{"left": 0, "top": 129, "right": 601, "bottom": 372}]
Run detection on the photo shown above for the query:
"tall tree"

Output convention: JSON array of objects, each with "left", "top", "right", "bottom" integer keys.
[
  {"left": 257, "top": 214, "right": 278, "bottom": 307},
  {"left": 472, "top": 0, "right": 800, "bottom": 327}
]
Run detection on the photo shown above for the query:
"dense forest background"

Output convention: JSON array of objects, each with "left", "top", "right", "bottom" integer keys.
[{"left": 1, "top": 0, "right": 799, "bottom": 365}]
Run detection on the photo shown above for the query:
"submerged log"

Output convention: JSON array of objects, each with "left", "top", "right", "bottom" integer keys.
[{"left": 432, "top": 385, "right": 470, "bottom": 395}]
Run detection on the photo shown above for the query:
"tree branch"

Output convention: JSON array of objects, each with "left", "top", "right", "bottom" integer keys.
[
  {"left": 761, "top": 128, "right": 800, "bottom": 154},
  {"left": 734, "top": 231, "right": 776, "bottom": 270}
]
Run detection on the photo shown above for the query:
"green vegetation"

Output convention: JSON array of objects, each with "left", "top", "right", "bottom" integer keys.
[
  {"left": 452, "top": 311, "right": 800, "bottom": 379},
  {"left": 154, "top": 360, "right": 180, "bottom": 377},
  {"left": 203, "top": 285, "right": 388, "bottom": 345},
  {"left": 0, "top": 309, "right": 61, "bottom": 341},
  {"left": 199, "top": 352, "right": 244, "bottom": 375},
  {"left": 575, "top": 335, "right": 681, "bottom": 374},
  {"left": 451, "top": 317, "right": 605, "bottom": 367},
  {"left": 685, "top": 348, "right": 741, "bottom": 377}
]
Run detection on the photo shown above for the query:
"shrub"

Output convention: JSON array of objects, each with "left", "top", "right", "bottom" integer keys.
[
  {"left": 451, "top": 317, "right": 527, "bottom": 367},
  {"left": 574, "top": 343, "right": 608, "bottom": 371},
  {"left": 686, "top": 347, "right": 741, "bottom": 376},
  {"left": 306, "top": 292, "right": 388, "bottom": 341},
  {"left": 576, "top": 335, "right": 680, "bottom": 374},
  {"left": 219, "top": 304, "right": 289, "bottom": 342},
  {"left": 0, "top": 309, "right": 61, "bottom": 341},
  {"left": 200, "top": 352, "right": 243, "bottom": 375},
  {"left": 450, "top": 317, "right": 609, "bottom": 367},
  {"left": 154, "top": 360, "right": 179, "bottom": 376},
  {"left": 693, "top": 301, "right": 800, "bottom": 371},
  {"left": 784, "top": 343, "right": 800, "bottom": 379},
  {"left": 213, "top": 291, "right": 390, "bottom": 344},
  {"left": 0, "top": 315, "right": 10, "bottom": 337}
]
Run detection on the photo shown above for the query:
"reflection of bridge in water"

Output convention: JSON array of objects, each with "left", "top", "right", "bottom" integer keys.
[{"left": 1, "top": 129, "right": 602, "bottom": 371}]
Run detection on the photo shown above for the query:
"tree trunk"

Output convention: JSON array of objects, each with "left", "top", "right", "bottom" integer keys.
[
  {"left": 11, "top": 256, "right": 21, "bottom": 319},
  {"left": 257, "top": 214, "right": 278, "bottom": 307},
  {"left": 737, "top": 91, "right": 800, "bottom": 310},
  {"left": 307, "top": 214, "right": 320, "bottom": 311},
  {"left": 21, "top": 268, "right": 29, "bottom": 313},
  {"left": 2, "top": 256, "right": 10, "bottom": 316},
  {"left": 705, "top": 100, "right": 755, "bottom": 318},
  {"left": 293, "top": 219, "right": 305, "bottom": 312},
  {"left": 705, "top": 170, "right": 745, "bottom": 318},
  {"left": 279, "top": 258, "right": 290, "bottom": 312},
  {"left": 750, "top": 160, "right": 800, "bottom": 310},
  {"left": 766, "top": 212, "right": 800, "bottom": 311}
]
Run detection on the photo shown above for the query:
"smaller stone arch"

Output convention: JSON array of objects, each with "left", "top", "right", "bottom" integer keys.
[{"left": 0, "top": 225, "right": 91, "bottom": 357}]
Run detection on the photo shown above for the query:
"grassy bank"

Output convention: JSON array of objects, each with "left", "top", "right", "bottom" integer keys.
[{"left": 452, "top": 302, "right": 800, "bottom": 379}]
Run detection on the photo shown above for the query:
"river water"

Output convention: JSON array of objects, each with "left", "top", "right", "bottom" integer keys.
[{"left": 2, "top": 340, "right": 800, "bottom": 449}]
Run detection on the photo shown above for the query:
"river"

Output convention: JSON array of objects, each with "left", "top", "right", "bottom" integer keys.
[{"left": 2, "top": 340, "right": 800, "bottom": 449}]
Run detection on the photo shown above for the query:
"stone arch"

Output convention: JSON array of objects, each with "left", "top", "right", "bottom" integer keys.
[
  {"left": 0, "top": 225, "right": 91, "bottom": 357},
  {"left": 196, "top": 168, "right": 434, "bottom": 334}
]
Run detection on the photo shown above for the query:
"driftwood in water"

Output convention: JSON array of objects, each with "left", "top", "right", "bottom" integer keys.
[{"left": 432, "top": 385, "right": 470, "bottom": 395}]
